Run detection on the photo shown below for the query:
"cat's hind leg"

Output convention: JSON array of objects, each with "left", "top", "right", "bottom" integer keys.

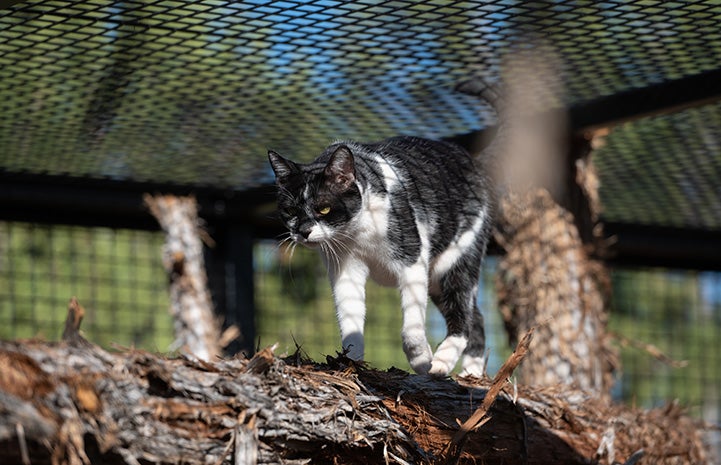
[
  {"left": 430, "top": 294, "right": 486, "bottom": 377},
  {"left": 459, "top": 307, "right": 487, "bottom": 377},
  {"left": 430, "top": 252, "right": 485, "bottom": 377},
  {"left": 429, "top": 286, "right": 476, "bottom": 376}
]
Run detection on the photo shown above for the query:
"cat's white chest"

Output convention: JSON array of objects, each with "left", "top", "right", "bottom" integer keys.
[
  {"left": 356, "top": 191, "right": 390, "bottom": 240},
  {"left": 352, "top": 190, "right": 401, "bottom": 287}
]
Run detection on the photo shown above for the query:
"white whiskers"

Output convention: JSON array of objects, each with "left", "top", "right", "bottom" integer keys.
[{"left": 311, "top": 228, "right": 356, "bottom": 273}]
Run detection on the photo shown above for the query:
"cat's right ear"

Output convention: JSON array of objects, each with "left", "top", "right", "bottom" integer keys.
[
  {"left": 268, "top": 150, "right": 298, "bottom": 182},
  {"left": 324, "top": 145, "right": 355, "bottom": 192}
]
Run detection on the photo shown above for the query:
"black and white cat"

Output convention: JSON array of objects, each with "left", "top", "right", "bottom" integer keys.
[{"left": 268, "top": 136, "right": 494, "bottom": 376}]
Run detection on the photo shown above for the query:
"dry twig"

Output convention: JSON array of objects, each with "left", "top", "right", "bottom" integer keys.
[{"left": 443, "top": 328, "right": 535, "bottom": 464}]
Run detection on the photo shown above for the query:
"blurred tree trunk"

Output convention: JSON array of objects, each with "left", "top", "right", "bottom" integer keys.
[
  {"left": 465, "top": 46, "right": 618, "bottom": 397},
  {"left": 494, "top": 138, "right": 617, "bottom": 396},
  {"left": 145, "top": 194, "right": 222, "bottom": 361}
]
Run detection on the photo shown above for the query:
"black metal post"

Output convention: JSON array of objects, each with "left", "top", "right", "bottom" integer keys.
[{"left": 205, "top": 221, "right": 256, "bottom": 357}]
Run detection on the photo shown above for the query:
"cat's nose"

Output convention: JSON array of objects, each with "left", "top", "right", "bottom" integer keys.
[{"left": 298, "top": 224, "right": 312, "bottom": 239}]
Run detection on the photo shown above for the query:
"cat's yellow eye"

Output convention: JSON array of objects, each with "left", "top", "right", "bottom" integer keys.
[{"left": 318, "top": 206, "right": 331, "bottom": 215}]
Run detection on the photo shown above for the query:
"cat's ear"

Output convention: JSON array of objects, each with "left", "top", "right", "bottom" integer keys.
[
  {"left": 268, "top": 150, "right": 298, "bottom": 182},
  {"left": 324, "top": 145, "right": 355, "bottom": 191}
]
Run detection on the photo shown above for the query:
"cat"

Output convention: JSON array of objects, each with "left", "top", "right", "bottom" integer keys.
[{"left": 268, "top": 136, "right": 494, "bottom": 376}]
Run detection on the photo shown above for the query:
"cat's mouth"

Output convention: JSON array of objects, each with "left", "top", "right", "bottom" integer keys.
[{"left": 292, "top": 234, "right": 322, "bottom": 248}]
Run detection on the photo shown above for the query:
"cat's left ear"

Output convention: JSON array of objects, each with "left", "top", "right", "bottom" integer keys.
[{"left": 324, "top": 145, "right": 355, "bottom": 192}]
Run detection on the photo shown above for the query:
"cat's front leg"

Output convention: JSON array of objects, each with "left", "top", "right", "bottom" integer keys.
[
  {"left": 329, "top": 257, "right": 369, "bottom": 361},
  {"left": 399, "top": 261, "right": 434, "bottom": 374}
]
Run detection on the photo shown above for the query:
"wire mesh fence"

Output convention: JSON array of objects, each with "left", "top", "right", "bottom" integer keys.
[
  {"left": 0, "top": 221, "right": 173, "bottom": 350},
  {"left": 610, "top": 267, "right": 721, "bottom": 424},
  {"left": 255, "top": 241, "right": 721, "bottom": 427},
  {"left": 1, "top": 220, "right": 720, "bottom": 428},
  {"left": 2, "top": 0, "right": 721, "bottom": 196}
]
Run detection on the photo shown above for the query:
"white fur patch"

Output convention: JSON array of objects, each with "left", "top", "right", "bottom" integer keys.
[
  {"left": 375, "top": 155, "right": 400, "bottom": 191},
  {"left": 306, "top": 223, "right": 327, "bottom": 242},
  {"left": 355, "top": 191, "right": 390, "bottom": 242},
  {"left": 429, "top": 334, "right": 468, "bottom": 376},
  {"left": 460, "top": 354, "right": 487, "bottom": 377},
  {"left": 330, "top": 257, "right": 369, "bottom": 361},
  {"left": 302, "top": 183, "right": 312, "bottom": 201},
  {"left": 399, "top": 260, "right": 433, "bottom": 374},
  {"left": 431, "top": 208, "right": 488, "bottom": 278},
  {"left": 416, "top": 221, "right": 431, "bottom": 262}
]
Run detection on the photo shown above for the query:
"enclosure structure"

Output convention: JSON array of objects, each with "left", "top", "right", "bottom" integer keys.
[{"left": 1, "top": 0, "right": 721, "bottom": 450}]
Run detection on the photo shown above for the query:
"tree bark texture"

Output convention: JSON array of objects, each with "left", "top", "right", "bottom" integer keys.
[
  {"left": 0, "top": 334, "right": 711, "bottom": 465},
  {"left": 494, "top": 187, "right": 618, "bottom": 396},
  {"left": 482, "top": 45, "right": 618, "bottom": 396},
  {"left": 145, "top": 194, "right": 222, "bottom": 362}
]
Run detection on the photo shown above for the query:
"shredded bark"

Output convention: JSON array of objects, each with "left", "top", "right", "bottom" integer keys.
[
  {"left": 495, "top": 189, "right": 618, "bottom": 396},
  {"left": 444, "top": 328, "right": 534, "bottom": 463},
  {"left": 61, "top": 297, "right": 88, "bottom": 346},
  {"left": 0, "top": 302, "right": 713, "bottom": 465}
]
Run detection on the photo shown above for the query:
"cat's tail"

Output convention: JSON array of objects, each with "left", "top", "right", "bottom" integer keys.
[
  {"left": 455, "top": 78, "right": 505, "bottom": 110},
  {"left": 454, "top": 78, "right": 505, "bottom": 114},
  {"left": 454, "top": 78, "right": 508, "bottom": 161}
]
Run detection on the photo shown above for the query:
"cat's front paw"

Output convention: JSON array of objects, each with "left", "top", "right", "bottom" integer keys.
[
  {"left": 405, "top": 345, "right": 433, "bottom": 375},
  {"left": 428, "top": 359, "right": 454, "bottom": 377},
  {"left": 409, "top": 357, "right": 432, "bottom": 375},
  {"left": 341, "top": 332, "right": 365, "bottom": 361},
  {"left": 427, "top": 335, "right": 468, "bottom": 377}
]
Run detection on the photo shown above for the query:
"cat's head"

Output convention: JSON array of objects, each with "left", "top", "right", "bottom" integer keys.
[{"left": 268, "top": 144, "right": 362, "bottom": 247}]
